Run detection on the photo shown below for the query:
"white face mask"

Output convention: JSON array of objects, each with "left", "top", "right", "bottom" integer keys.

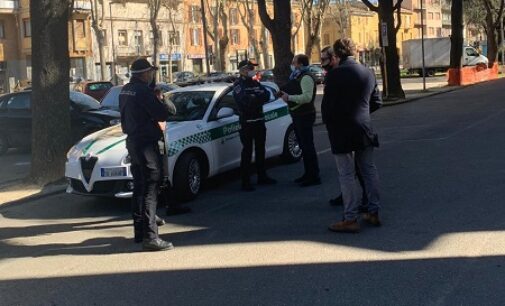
[{"left": 290, "top": 65, "right": 296, "bottom": 72}]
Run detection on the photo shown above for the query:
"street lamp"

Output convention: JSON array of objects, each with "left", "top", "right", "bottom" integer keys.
[{"left": 109, "top": 1, "right": 118, "bottom": 85}]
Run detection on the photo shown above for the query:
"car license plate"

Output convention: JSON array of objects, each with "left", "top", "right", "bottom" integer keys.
[{"left": 101, "top": 167, "right": 127, "bottom": 177}]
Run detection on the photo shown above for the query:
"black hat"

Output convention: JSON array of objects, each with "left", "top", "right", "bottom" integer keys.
[
  {"left": 238, "top": 59, "right": 258, "bottom": 70},
  {"left": 130, "top": 58, "right": 158, "bottom": 74}
]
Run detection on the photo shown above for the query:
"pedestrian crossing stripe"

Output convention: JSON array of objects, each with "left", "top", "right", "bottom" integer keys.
[{"left": 167, "top": 106, "right": 289, "bottom": 157}]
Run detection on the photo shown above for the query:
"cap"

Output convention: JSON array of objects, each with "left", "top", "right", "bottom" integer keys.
[
  {"left": 130, "top": 58, "right": 158, "bottom": 74},
  {"left": 238, "top": 59, "right": 258, "bottom": 70}
]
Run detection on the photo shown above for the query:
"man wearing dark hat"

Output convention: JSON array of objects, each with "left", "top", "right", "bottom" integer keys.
[
  {"left": 233, "top": 59, "right": 276, "bottom": 191},
  {"left": 119, "top": 58, "right": 173, "bottom": 251}
]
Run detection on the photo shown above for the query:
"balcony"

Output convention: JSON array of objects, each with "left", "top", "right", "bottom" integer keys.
[
  {"left": 0, "top": 0, "right": 18, "bottom": 12},
  {"left": 442, "top": 19, "right": 451, "bottom": 27}
]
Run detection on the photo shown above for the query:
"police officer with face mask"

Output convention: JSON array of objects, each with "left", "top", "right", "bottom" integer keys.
[
  {"left": 233, "top": 59, "right": 277, "bottom": 191},
  {"left": 119, "top": 58, "right": 174, "bottom": 252}
]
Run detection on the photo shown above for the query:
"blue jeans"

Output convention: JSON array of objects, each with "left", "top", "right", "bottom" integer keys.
[
  {"left": 292, "top": 113, "right": 319, "bottom": 179},
  {"left": 334, "top": 146, "right": 380, "bottom": 221}
]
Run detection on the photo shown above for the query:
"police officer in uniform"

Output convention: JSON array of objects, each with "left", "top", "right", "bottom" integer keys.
[
  {"left": 119, "top": 58, "right": 173, "bottom": 251},
  {"left": 233, "top": 60, "right": 277, "bottom": 191}
]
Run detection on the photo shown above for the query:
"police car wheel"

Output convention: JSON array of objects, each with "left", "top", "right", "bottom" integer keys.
[
  {"left": 282, "top": 125, "right": 302, "bottom": 163},
  {"left": 173, "top": 152, "right": 202, "bottom": 202}
]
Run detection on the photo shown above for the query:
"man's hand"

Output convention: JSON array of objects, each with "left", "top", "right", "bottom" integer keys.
[{"left": 281, "top": 93, "right": 289, "bottom": 102}]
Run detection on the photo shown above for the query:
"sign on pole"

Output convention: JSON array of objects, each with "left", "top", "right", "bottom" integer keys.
[{"left": 381, "top": 22, "right": 389, "bottom": 47}]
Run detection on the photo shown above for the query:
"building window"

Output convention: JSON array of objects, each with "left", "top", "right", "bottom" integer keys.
[
  {"left": 428, "top": 27, "right": 434, "bottom": 36},
  {"left": 436, "top": 28, "right": 442, "bottom": 37},
  {"left": 230, "top": 29, "right": 240, "bottom": 45},
  {"left": 118, "top": 30, "right": 128, "bottom": 46},
  {"left": 190, "top": 6, "right": 201, "bottom": 23},
  {"left": 0, "top": 21, "right": 5, "bottom": 39},
  {"left": 230, "top": 8, "right": 239, "bottom": 25},
  {"left": 190, "top": 28, "right": 201, "bottom": 46},
  {"left": 150, "top": 30, "right": 162, "bottom": 46},
  {"left": 23, "top": 19, "right": 31, "bottom": 37},
  {"left": 134, "top": 30, "right": 143, "bottom": 47},
  {"left": 168, "top": 31, "right": 180, "bottom": 46},
  {"left": 74, "top": 19, "right": 86, "bottom": 38},
  {"left": 435, "top": 13, "right": 441, "bottom": 20}
]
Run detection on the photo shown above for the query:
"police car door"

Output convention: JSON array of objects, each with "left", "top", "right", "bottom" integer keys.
[
  {"left": 263, "top": 86, "right": 289, "bottom": 157},
  {"left": 207, "top": 90, "right": 242, "bottom": 172}
]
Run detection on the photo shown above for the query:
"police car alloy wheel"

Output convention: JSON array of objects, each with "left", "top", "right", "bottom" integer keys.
[
  {"left": 282, "top": 125, "right": 302, "bottom": 162},
  {"left": 173, "top": 151, "right": 203, "bottom": 202}
]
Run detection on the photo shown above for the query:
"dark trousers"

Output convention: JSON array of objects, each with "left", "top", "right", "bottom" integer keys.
[
  {"left": 239, "top": 120, "right": 267, "bottom": 183},
  {"left": 126, "top": 140, "right": 161, "bottom": 241},
  {"left": 292, "top": 112, "right": 319, "bottom": 179}
]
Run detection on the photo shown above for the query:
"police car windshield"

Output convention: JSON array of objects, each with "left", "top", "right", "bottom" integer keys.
[{"left": 166, "top": 91, "right": 214, "bottom": 121}]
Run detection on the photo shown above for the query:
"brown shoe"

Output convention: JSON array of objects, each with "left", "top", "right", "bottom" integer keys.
[
  {"left": 328, "top": 220, "right": 360, "bottom": 233},
  {"left": 362, "top": 212, "right": 381, "bottom": 227}
]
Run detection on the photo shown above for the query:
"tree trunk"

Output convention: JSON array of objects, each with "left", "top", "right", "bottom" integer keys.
[
  {"left": 150, "top": 20, "right": 160, "bottom": 82},
  {"left": 258, "top": 0, "right": 293, "bottom": 85},
  {"left": 260, "top": 25, "right": 269, "bottom": 69},
  {"left": 486, "top": 22, "right": 498, "bottom": 67},
  {"left": 219, "top": 4, "right": 229, "bottom": 72},
  {"left": 30, "top": 0, "right": 72, "bottom": 185},
  {"left": 378, "top": 1, "right": 405, "bottom": 99},
  {"left": 450, "top": 0, "right": 463, "bottom": 68}
]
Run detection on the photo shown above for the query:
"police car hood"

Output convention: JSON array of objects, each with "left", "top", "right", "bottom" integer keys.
[{"left": 76, "top": 125, "right": 127, "bottom": 158}]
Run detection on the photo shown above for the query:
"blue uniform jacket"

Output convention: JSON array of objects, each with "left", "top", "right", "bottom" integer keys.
[{"left": 119, "top": 76, "right": 171, "bottom": 144}]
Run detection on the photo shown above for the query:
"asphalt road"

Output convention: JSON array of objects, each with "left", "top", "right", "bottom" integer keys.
[{"left": 2, "top": 79, "right": 505, "bottom": 305}]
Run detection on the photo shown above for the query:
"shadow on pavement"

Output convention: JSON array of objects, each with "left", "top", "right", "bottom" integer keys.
[{"left": 1, "top": 255, "right": 504, "bottom": 305}]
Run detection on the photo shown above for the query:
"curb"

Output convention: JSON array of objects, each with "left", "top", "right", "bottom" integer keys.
[{"left": 0, "top": 185, "right": 67, "bottom": 209}]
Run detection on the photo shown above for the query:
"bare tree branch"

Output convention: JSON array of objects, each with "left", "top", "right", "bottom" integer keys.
[{"left": 362, "top": 0, "right": 378, "bottom": 12}]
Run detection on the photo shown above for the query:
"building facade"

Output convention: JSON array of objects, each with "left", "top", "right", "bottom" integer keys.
[{"left": 0, "top": 0, "right": 94, "bottom": 93}]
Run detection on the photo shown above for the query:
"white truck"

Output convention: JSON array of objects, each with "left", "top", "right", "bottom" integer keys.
[{"left": 402, "top": 37, "right": 488, "bottom": 76}]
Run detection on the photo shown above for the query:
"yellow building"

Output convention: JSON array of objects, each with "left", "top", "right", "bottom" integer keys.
[
  {"left": 320, "top": 1, "right": 416, "bottom": 66},
  {"left": 0, "top": 0, "right": 94, "bottom": 92}
]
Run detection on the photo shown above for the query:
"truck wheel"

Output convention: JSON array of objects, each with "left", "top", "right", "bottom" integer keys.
[
  {"left": 0, "top": 134, "right": 8, "bottom": 156},
  {"left": 282, "top": 125, "right": 302, "bottom": 163},
  {"left": 173, "top": 152, "right": 203, "bottom": 202},
  {"left": 427, "top": 69, "right": 435, "bottom": 77}
]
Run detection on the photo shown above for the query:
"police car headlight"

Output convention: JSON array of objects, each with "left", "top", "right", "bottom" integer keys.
[
  {"left": 110, "top": 119, "right": 121, "bottom": 126},
  {"left": 66, "top": 145, "right": 81, "bottom": 160},
  {"left": 122, "top": 154, "right": 131, "bottom": 165}
]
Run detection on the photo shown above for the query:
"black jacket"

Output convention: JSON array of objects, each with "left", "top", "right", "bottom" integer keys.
[
  {"left": 280, "top": 72, "right": 317, "bottom": 117},
  {"left": 119, "top": 76, "right": 171, "bottom": 144},
  {"left": 232, "top": 76, "right": 270, "bottom": 123},
  {"left": 321, "top": 57, "right": 382, "bottom": 154}
]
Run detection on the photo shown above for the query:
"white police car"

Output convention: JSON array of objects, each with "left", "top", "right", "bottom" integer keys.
[{"left": 65, "top": 82, "right": 301, "bottom": 201}]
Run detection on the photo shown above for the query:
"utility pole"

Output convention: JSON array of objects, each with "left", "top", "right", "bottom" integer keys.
[
  {"left": 109, "top": 1, "right": 118, "bottom": 84},
  {"left": 200, "top": 0, "right": 211, "bottom": 76},
  {"left": 501, "top": 13, "right": 504, "bottom": 73},
  {"left": 421, "top": 0, "right": 426, "bottom": 90}
]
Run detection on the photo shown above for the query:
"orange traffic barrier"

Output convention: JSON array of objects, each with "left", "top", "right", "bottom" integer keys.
[{"left": 447, "top": 63, "right": 499, "bottom": 86}]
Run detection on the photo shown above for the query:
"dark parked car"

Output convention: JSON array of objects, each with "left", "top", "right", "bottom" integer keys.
[
  {"left": 0, "top": 91, "right": 120, "bottom": 155},
  {"left": 307, "top": 64, "right": 326, "bottom": 84}
]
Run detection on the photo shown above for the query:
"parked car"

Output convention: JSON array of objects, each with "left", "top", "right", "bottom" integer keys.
[
  {"left": 0, "top": 91, "right": 120, "bottom": 155},
  {"left": 65, "top": 82, "right": 301, "bottom": 201},
  {"left": 99, "top": 83, "right": 179, "bottom": 112},
  {"left": 73, "top": 81, "right": 114, "bottom": 101},
  {"left": 174, "top": 71, "right": 196, "bottom": 86},
  {"left": 258, "top": 70, "right": 275, "bottom": 82},
  {"left": 307, "top": 64, "right": 326, "bottom": 84}
]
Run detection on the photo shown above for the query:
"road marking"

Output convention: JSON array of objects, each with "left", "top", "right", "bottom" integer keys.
[{"left": 15, "top": 162, "right": 31, "bottom": 166}]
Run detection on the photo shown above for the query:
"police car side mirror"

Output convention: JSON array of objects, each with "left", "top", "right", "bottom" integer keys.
[{"left": 216, "top": 107, "right": 235, "bottom": 120}]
